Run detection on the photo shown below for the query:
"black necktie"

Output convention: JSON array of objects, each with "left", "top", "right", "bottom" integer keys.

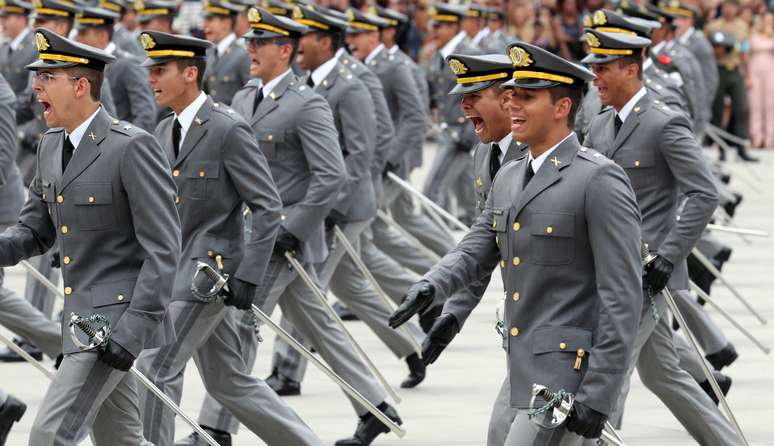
[
  {"left": 253, "top": 88, "right": 264, "bottom": 113},
  {"left": 614, "top": 114, "right": 623, "bottom": 137},
  {"left": 523, "top": 162, "right": 534, "bottom": 188},
  {"left": 306, "top": 75, "right": 315, "bottom": 88},
  {"left": 62, "top": 136, "right": 74, "bottom": 172},
  {"left": 172, "top": 118, "right": 182, "bottom": 158},
  {"left": 489, "top": 143, "right": 501, "bottom": 179}
]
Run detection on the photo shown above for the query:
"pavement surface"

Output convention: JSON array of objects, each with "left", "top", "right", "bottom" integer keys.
[{"left": 1, "top": 147, "right": 772, "bottom": 445}]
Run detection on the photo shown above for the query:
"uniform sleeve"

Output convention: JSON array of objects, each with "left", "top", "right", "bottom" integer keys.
[
  {"left": 575, "top": 162, "right": 643, "bottom": 416},
  {"left": 0, "top": 79, "right": 17, "bottom": 188},
  {"left": 656, "top": 115, "right": 719, "bottom": 265},
  {"left": 223, "top": 120, "right": 282, "bottom": 285},
  {"left": 0, "top": 174, "right": 55, "bottom": 266},
  {"left": 112, "top": 132, "right": 181, "bottom": 356},
  {"left": 282, "top": 95, "right": 345, "bottom": 241},
  {"left": 387, "top": 63, "right": 426, "bottom": 166},
  {"left": 369, "top": 84, "right": 395, "bottom": 175}
]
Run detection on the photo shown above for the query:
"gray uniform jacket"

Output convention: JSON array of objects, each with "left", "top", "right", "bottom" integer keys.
[
  {"left": 366, "top": 46, "right": 425, "bottom": 174},
  {"left": 424, "top": 133, "right": 643, "bottom": 415},
  {"left": 391, "top": 48, "right": 429, "bottom": 171},
  {"left": 652, "top": 43, "right": 708, "bottom": 134},
  {"left": 471, "top": 138, "right": 527, "bottom": 214},
  {"left": 0, "top": 30, "right": 37, "bottom": 95},
  {"left": 0, "top": 107, "right": 181, "bottom": 356},
  {"left": 305, "top": 63, "right": 376, "bottom": 222},
  {"left": 204, "top": 39, "right": 251, "bottom": 105},
  {"left": 113, "top": 26, "right": 144, "bottom": 58},
  {"left": 480, "top": 29, "right": 516, "bottom": 53},
  {"left": 105, "top": 47, "right": 157, "bottom": 132},
  {"left": 681, "top": 28, "right": 718, "bottom": 107},
  {"left": 0, "top": 75, "right": 24, "bottom": 225},
  {"left": 155, "top": 96, "right": 282, "bottom": 300},
  {"left": 584, "top": 93, "right": 719, "bottom": 290},
  {"left": 231, "top": 74, "right": 345, "bottom": 263}
]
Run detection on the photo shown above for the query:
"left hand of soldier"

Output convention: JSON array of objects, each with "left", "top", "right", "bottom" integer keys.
[
  {"left": 324, "top": 209, "right": 347, "bottom": 232},
  {"left": 643, "top": 254, "right": 674, "bottom": 296},
  {"left": 421, "top": 313, "right": 460, "bottom": 366},
  {"left": 389, "top": 280, "right": 435, "bottom": 329},
  {"left": 224, "top": 277, "right": 256, "bottom": 310},
  {"left": 98, "top": 339, "right": 135, "bottom": 372},
  {"left": 565, "top": 401, "right": 607, "bottom": 439}
]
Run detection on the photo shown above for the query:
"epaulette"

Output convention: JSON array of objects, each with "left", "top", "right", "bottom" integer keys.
[
  {"left": 337, "top": 67, "right": 355, "bottom": 82},
  {"left": 110, "top": 119, "right": 143, "bottom": 136},
  {"left": 211, "top": 102, "right": 239, "bottom": 120},
  {"left": 577, "top": 146, "right": 611, "bottom": 164},
  {"left": 651, "top": 99, "right": 672, "bottom": 114}
]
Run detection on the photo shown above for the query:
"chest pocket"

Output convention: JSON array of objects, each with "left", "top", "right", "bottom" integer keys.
[
  {"left": 257, "top": 129, "right": 286, "bottom": 160},
  {"left": 182, "top": 161, "right": 220, "bottom": 200},
  {"left": 491, "top": 208, "right": 509, "bottom": 258},
  {"left": 528, "top": 212, "right": 574, "bottom": 266},
  {"left": 41, "top": 181, "right": 56, "bottom": 220},
  {"left": 90, "top": 277, "right": 136, "bottom": 308},
  {"left": 72, "top": 183, "right": 115, "bottom": 231},
  {"left": 615, "top": 151, "right": 655, "bottom": 190}
]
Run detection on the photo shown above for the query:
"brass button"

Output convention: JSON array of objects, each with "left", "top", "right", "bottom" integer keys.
[
  {"left": 512, "top": 291, "right": 520, "bottom": 301},
  {"left": 512, "top": 256, "right": 520, "bottom": 266},
  {"left": 63, "top": 256, "right": 71, "bottom": 265},
  {"left": 559, "top": 342, "right": 567, "bottom": 350},
  {"left": 199, "top": 171, "right": 205, "bottom": 177},
  {"left": 492, "top": 220, "right": 497, "bottom": 229},
  {"left": 64, "top": 286, "right": 72, "bottom": 295},
  {"left": 500, "top": 260, "right": 505, "bottom": 268},
  {"left": 280, "top": 214, "right": 286, "bottom": 221},
  {"left": 267, "top": 134, "right": 273, "bottom": 141},
  {"left": 56, "top": 195, "right": 64, "bottom": 203},
  {"left": 175, "top": 195, "right": 180, "bottom": 204},
  {"left": 634, "top": 160, "right": 641, "bottom": 167},
  {"left": 61, "top": 225, "right": 69, "bottom": 234},
  {"left": 457, "top": 117, "right": 465, "bottom": 124},
  {"left": 510, "top": 327, "right": 519, "bottom": 337},
  {"left": 173, "top": 170, "right": 180, "bottom": 177},
  {"left": 117, "top": 294, "right": 124, "bottom": 301},
  {"left": 88, "top": 196, "right": 95, "bottom": 203},
  {"left": 513, "top": 222, "right": 520, "bottom": 231},
  {"left": 42, "top": 193, "right": 46, "bottom": 200},
  {"left": 546, "top": 226, "right": 553, "bottom": 234}
]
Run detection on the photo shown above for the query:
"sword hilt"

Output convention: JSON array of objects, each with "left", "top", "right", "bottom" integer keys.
[{"left": 68, "top": 313, "right": 110, "bottom": 351}]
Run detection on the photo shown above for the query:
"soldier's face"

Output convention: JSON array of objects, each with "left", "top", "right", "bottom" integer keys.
[
  {"left": 203, "top": 15, "right": 233, "bottom": 43},
  {"left": 461, "top": 87, "right": 512, "bottom": 143},
  {"left": 345, "top": 31, "right": 378, "bottom": 61},
  {"left": 508, "top": 87, "right": 561, "bottom": 145},
  {"left": 0, "top": 15, "right": 27, "bottom": 38},
  {"left": 247, "top": 39, "right": 287, "bottom": 82},
  {"left": 31, "top": 69, "right": 81, "bottom": 129},
  {"left": 147, "top": 61, "right": 194, "bottom": 110},
  {"left": 75, "top": 27, "right": 104, "bottom": 49},
  {"left": 296, "top": 32, "right": 326, "bottom": 71},
  {"left": 142, "top": 17, "right": 172, "bottom": 33},
  {"left": 33, "top": 18, "right": 71, "bottom": 37},
  {"left": 591, "top": 61, "right": 630, "bottom": 109},
  {"left": 432, "top": 22, "right": 458, "bottom": 46}
]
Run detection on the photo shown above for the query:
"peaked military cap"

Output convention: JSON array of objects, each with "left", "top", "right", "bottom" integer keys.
[
  {"left": 446, "top": 53, "right": 513, "bottom": 95},
  {"left": 244, "top": 6, "right": 308, "bottom": 39},
  {"left": 134, "top": 0, "right": 176, "bottom": 22},
  {"left": 464, "top": 3, "right": 487, "bottom": 18},
  {"left": 370, "top": 4, "right": 407, "bottom": 27},
  {"left": 95, "top": 0, "right": 125, "bottom": 13},
  {"left": 0, "top": 0, "right": 32, "bottom": 16},
  {"left": 75, "top": 5, "right": 119, "bottom": 28},
  {"left": 259, "top": 0, "right": 293, "bottom": 17},
  {"left": 26, "top": 28, "right": 115, "bottom": 71},
  {"left": 645, "top": 4, "right": 676, "bottom": 24},
  {"left": 658, "top": 0, "right": 700, "bottom": 18},
  {"left": 428, "top": 3, "right": 467, "bottom": 24},
  {"left": 31, "top": 0, "right": 78, "bottom": 21},
  {"left": 709, "top": 30, "right": 736, "bottom": 48},
  {"left": 202, "top": 0, "right": 242, "bottom": 17},
  {"left": 291, "top": 4, "right": 347, "bottom": 33},
  {"left": 581, "top": 28, "right": 651, "bottom": 64},
  {"left": 482, "top": 6, "right": 505, "bottom": 21},
  {"left": 138, "top": 30, "right": 211, "bottom": 67},
  {"left": 346, "top": 8, "right": 390, "bottom": 34},
  {"left": 582, "top": 9, "right": 652, "bottom": 37},
  {"left": 614, "top": 0, "right": 661, "bottom": 23},
  {"left": 502, "top": 41, "right": 594, "bottom": 89}
]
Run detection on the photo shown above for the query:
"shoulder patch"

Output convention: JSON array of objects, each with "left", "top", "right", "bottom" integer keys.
[
  {"left": 577, "top": 147, "right": 611, "bottom": 164},
  {"left": 211, "top": 102, "right": 240, "bottom": 121},
  {"left": 110, "top": 119, "right": 143, "bottom": 137}
]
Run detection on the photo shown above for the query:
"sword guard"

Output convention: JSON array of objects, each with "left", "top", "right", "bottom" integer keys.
[
  {"left": 528, "top": 384, "right": 574, "bottom": 429},
  {"left": 68, "top": 312, "right": 110, "bottom": 352},
  {"left": 191, "top": 261, "right": 229, "bottom": 303}
]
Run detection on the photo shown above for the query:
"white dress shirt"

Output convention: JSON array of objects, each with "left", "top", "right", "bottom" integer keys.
[
  {"left": 216, "top": 33, "right": 236, "bottom": 57},
  {"left": 10, "top": 28, "right": 29, "bottom": 52},
  {"left": 365, "top": 43, "right": 385, "bottom": 65},
  {"left": 310, "top": 56, "right": 339, "bottom": 87},
  {"left": 66, "top": 107, "right": 102, "bottom": 151},
  {"left": 495, "top": 132, "right": 513, "bottom": 163},
  {"left": 527, "top": 131, "right": 575, "bottom": 174},
  {"left": 617, "top": 86, "right": 647, "bottom": 124},
  {"left": 262, "top": 68, "right": 292, "bottom": 97},
  {"left": 471, "top": 27, "right": 491, "bottom": 46},
  {"left": 174, "top": 91, "right": 208, "bottom": 145},
  {"left": 104, "top": 41, "right": 117, "bottom": 55},
  {"left": 439, "top": 31, "right": 467, "bottom": 59}
]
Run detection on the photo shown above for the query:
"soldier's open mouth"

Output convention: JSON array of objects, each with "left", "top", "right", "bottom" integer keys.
[
  {"left": 39, "top": 100, "right": 51, "bottom": 116},
  {"left": 469, "top": 116, "right": 485, "bottom": 134},
  {"left": 511, "top": 116, "right": 526, "bottom": 132}
]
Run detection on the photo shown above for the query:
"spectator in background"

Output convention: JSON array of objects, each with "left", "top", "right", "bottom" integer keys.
[
  {"left": 554, "top": 0, "right": 583, "bottom": 59},
  {"left": 534, "top": 6, "right": 559, "bottom": 51},
  {"left": 748, "top": 11, "right": 774, "bottom": 147},
  {"left": 508, "top": 0, "right": 537, "bottom": 42}
]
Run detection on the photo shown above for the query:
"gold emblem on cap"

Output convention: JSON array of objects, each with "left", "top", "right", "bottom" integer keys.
[
  {"left": 248, "top": 7, "right": 260, "bottom": 22},
  {"left": 583, "top": 14, "right": 592, "bottom": 27},
  {"left": 35, "top": 32, "right": 50, "bottom": 51},
  {"left": 592, "top": 10, "right": 606, "bottom": 25},
  {"left": 346, "top": 8, "right": 355, "bottom": 20},
  {"left": 140, "top": 32, "right": 156, "bottom": 50},
  {"left": 0, "top": 0, "right": 6, "bottom": 9},
  {"left": 584, "top": 32, "right": 601, "bottom": 48},
  {"left": 448, "top": 58, "right": 468, "bottom": 75},
  {"left": 133, "top": 0, "right": 143, "bottom": 9},
  {"left": 292, "top": 5, "right": 303, "bottom": 19},
  {"left": 509, "top": 46, "right": 532, "bottom": 68}
]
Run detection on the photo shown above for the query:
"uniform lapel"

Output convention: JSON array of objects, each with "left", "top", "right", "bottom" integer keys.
[
  {"left": 60, "top": 108, "right": 111, "bottom": 192},
  {"left": 158, "top": 118, "right": 175, "bottom": 165},
  {"left": 174, "top": 96, "right": 212, "bottom": 168},
  {"left": 610, "top": 94, "right": 649, "bottom": 157},
  {"left": 251, "top": 74, "right": 293, "bottom": 125},
  {"left": 315, "top": 63, "right": 340, "bottom": 100},
  {"left": 503, "top": 139, "right": 527, "bottom": 164}
]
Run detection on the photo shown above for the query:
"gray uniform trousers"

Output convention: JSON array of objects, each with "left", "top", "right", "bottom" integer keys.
[
  {"left": 272, "top": 219, "right": 425, "bottom": 382},
  {"left": 197, "top": 252, "right": 387, "bottom": 434},
  {"left": 135, "top": 300, "right": 321, "bottom": 446},
  {"left": 29, "top": 352, "right": 153, "bottom": 446},
  {"left": 422, "top": 131, "right": 476, "bottom": 221},
  {"left": 673, "top": 288, "right": 728, "bottom": 356},
  {"left": 360, "top": 228, "right": 423, "bottom": 303},
  {"left": 610, "top": 292, "right": 740, "bottom": 445},
  {"left": 385, "top": 184, "right": 456, "bottom": 258}
]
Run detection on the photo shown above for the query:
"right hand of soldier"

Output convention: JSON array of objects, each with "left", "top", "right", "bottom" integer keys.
[
  {"left": 273, "top": 228, "right": 300, "bottom": 255},
  {"left": 388, "top": 280, "right": 435, "bottom": 329},
  {"left": 421, "top": 313, "right": 460, "bottom": 366},
  {"left": 98, "top": 339, "right": 135, "bottom": 372},
  {"left": 50, "top": 252, "right": 61, "bottom": 269},
  {"left": 223, "top": 277, "right": 255, "bottom": 310},
  {"left": 643, "top": 254, "right": 674, "bottom": 296}
]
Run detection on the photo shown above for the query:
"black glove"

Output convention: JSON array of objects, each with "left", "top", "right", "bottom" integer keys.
[
  {"left": 565, "top": 401, "right": 607, "bottom": 439},
  {"left": 50, "top": 252, "right": 61, "bottom": 269},
  {"left": 273, "top": 229, "right": 300, "bottom": 255},
  {"left": 421, "top": 313, "right": 460, "bottom": 366},
  {"left": 324, "top": 209, "right": 347, "bottom": 232},
  {"left": 419, "top": 302, "right": 443, "bottom": 333},
  {"left": 224, "top": 277, "right": 255, "bottom": 310},
  {"left": 382, "top": 161, "right": 398, "bottom": 179},
  {"left": 388, "top": 280, "right": 435, "bottom": 329},
  {"left": 98, "top": 339, "right": 135, "bottom": 371},
  {"left": 643, "top": 254, "right": 674, "bottom": 296}
]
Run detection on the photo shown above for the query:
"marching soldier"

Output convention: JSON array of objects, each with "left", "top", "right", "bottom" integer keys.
[
  {"left": 135, "top": 0, "right": 176, "bottom": 33},
  {"left": 580, "top": 29, "right": 740, "bottom": 444},
  {"left": 75, "top": 5, "right": 157, "bottom": 131},
  {"left": 390, "top": 41, "right": 643, "bottom": 445},
  {"left": 131, "top": 30, "right": 321, "bottom": 446},
  {"left": 0, "top": 28, "right": 180, "bottom": 445},
  {"left": 109, "top": 0, "right": 144, "bottom": 56},
  {"left": 202, "top": 0, "right": 250, "bottom": 104},
  {"left": 182, "top": 8, "right": 403, "bottom": 446},
  {"left": 0, "top": 0, "right": 36, "bottom": 94},
  {"left": 479, "top": 7, "right": 514, "bottom": 53}
]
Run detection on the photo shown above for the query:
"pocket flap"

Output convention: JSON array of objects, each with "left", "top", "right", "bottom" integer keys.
[
  {"left": 91, "top": 277, "right": 136, "bottom": 308},
  {"left": 532, "top": 326, "right": 592, "bottom": 354},
  {"left": 257, "top": 128, "right": 285, "bottom": 143},
  {"left": 185, "top": 161, "right": 220, "bottom": 179},
  {"left": 530, "top": 212, "right": 574, "bottom": 237},
  {"left": 491, "top": 208, "right": 508, "bottom": 233},
  {"left": 72, "top": 183, "right": 113, "bottom": 205}
]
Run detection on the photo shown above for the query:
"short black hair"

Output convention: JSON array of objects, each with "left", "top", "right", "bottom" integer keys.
[
  {"left": 272, "top": 36, "right": 299, "bottom": 62},
  {"left": 68, "top": 66, "right": 104, "bottom": 101},
  {"left": 617, "top": 52, "right": 643, "bottom": 79},
  {"left": 317, "top": 30, "right": 344, "bottom": 52},
  {"left": 548, "top": 84, "right": 584, "bottom": 128},
  {"left": 175, "top": 58, "right": 207, "bottom": 89}
]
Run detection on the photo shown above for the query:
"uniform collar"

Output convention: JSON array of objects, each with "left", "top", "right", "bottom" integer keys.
[
  {"left": 528, "top": 131, "right": 574, "bottom": 174},
  {"left": 104, "top": 41, "right": 117, "bottom": 55},
  {"left": 365, "top": 43, "right": 385, "bottom": 65},
  {"left": 617, "top": 86, "right": 647, "bottom": 124},
  {"left": 440, "top": 31, "right": 467, "bottom": 59},
  {"left": 216, "top": 33, "right": 236, "bottom": 57},
  {"left": 311, "top": 56, "right": 339, "bottom": 88},
  {"left": 10, "top": 27, "right": 30, "bottom": 51},
  {"left": 678, "top": 26, "right": 695, "bottom": 45},
  {"left": 651, "top": 40, "right": 667, "bottom": 55},
  {"left": 495, "top": 132, "right": 512, "bottom": 162},
  {"left": 262, "top": 68, "right": 292, "bottom": 97},
  {"left": 174, "top": 91, "right": 208, "bottom": 143},
  {"left": 471, "top": 27, "right": 490, "bottom": 46},
  {"left": 388, "top": 44, "right": 399, "bottom": 55},
  {"left": 66, "top": 106, "right": 102, "bottom": 150}
]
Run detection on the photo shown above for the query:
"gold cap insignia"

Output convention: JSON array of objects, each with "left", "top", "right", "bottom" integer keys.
[
  {"left": 346, "top": 8, "right": 355, "bottom": 21},
  {"left": 0, "top": 0, "right": 7, "bottom": 9},
  {"left": 508, "top": 46, "right": 532, "bottom": 68},
  {"left": 133, "top": 0, "right": 143, "bottom": 10},
  {"left": 292, "top": 5, "right": 303, "bottom": 19},
  {"left": 584, "top": 32, "right": 601, "bottom": 48},
  {"left": 448, "top": 58, "right": 468, "bottom": 75},
  {"left": 248, "top": 7, "right": 260, "bottom": 22},
  {"left": 140, "top": 32, "right": 156, "bottom": 50},
  {"left": 592, "top": 10, "right": 606, "bottom": 25},
  {"left": 583, "top": 14, "right": 592, "bottom": 27},
  {"left": 34, "top": 32, "right": 49, "bottom": 51}
]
